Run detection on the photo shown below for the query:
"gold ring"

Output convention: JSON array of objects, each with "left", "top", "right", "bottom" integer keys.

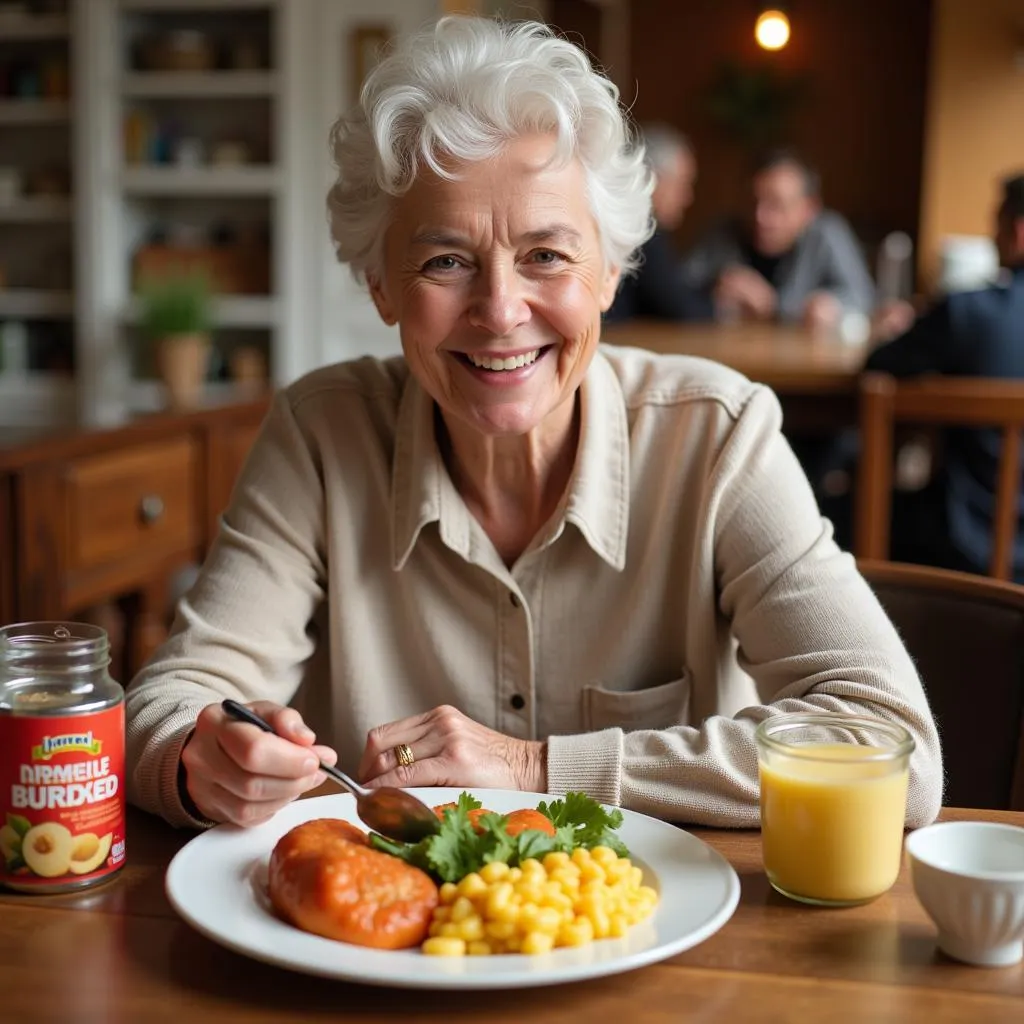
[{"left": 395, "top": 743, "right": 415, "bottom": 768}]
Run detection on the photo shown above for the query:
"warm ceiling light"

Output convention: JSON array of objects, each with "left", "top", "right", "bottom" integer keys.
[{"left": 755, "top": 9, "right": 791, "bottom": 51}]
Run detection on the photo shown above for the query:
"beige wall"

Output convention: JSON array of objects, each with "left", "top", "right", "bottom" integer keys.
[{"left": 919, "top": 0, "right": 1024, "bottom": 286}]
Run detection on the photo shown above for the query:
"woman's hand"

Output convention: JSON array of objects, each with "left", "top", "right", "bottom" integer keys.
[
  {"left": 180, "top": 701, "right": 338, "bottom": 827},
  {"left": 357, "top": 705, "right": 547, "bottom": 793}
]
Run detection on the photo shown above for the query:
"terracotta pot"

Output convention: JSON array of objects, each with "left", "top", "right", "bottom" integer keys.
[
  {"left": 229, "top": 345, "right": 268, "bottom": 388},
  {"left": 155, "top": 332, "right": 210, "bottom": 409}
]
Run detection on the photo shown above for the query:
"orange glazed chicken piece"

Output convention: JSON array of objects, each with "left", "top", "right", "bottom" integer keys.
[{"left": 268, "top": 818, "right": 438, "bottom": 950}]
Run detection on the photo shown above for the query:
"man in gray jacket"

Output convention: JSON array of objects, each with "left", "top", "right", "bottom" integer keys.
[{"left": 682, "top": 149, "right": 875, "bottom": 331}]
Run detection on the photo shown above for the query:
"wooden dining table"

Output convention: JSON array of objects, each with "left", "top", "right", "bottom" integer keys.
[
  {"left": 602, "top": 320, "right": 871, "bottom": 433},
  {"left": 2, "top": 804, "right": 1021, "bottom": 1023}
]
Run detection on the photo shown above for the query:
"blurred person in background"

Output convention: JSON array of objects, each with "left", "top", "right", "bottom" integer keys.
[
  {"left": 605, "top": 123, "right": 712, "bottom": 322},
  {"left": 682, "top": 148, "right": 875, "bottom": 332},
  {"left": 863, "top": 172, "right": 1024, "bottom": 580}
]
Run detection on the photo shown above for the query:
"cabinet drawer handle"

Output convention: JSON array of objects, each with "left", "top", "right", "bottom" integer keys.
[{"left": 139, "top": 494, "right": 165, "bottom": 525}]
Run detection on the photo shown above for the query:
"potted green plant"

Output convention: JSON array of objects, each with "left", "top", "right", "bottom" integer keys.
[{"left": 138, "top": 271, "right": 212, "bottom": 409}]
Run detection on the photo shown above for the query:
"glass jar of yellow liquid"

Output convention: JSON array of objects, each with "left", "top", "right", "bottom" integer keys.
[{"left": 755, "top": 714, "right": 914, "bottom": 906}]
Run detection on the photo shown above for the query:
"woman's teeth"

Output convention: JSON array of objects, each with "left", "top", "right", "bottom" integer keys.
[{"left": 466, "top": 349, "right": 540, "bottom": 371}]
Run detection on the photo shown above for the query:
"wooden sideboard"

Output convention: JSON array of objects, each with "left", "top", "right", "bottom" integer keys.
[{"left": 0, "top": 395, "right": 271, "bottom": 681}]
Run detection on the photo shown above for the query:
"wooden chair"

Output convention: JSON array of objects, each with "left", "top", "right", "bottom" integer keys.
[
  {"left": 856, "top": 372, "right": 1024, "bottom": 580},
  {"left": 859, "top": 559, "right": 1024, "bottom": 810}
]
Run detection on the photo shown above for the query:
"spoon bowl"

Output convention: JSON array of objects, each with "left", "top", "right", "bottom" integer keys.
[{"left": 221, "top": 699, "right": 440, "bottom": 844}]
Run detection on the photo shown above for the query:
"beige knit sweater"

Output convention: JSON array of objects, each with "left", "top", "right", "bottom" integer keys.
[{"left": 125, "top": 346, "right": 943, "bottom": 829}]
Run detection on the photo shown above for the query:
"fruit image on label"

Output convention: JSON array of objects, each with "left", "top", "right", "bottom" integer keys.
[{"left": 0, "top": 703, "right": 125, "bottom": 890}]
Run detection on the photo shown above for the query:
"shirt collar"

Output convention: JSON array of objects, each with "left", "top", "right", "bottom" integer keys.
[{"left": 390, "top": 350, "right": 630, "bottom": 572}]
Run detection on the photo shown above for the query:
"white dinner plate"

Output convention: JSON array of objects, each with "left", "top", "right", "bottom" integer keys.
[{"left": 165, "top": 788, "right": 740, "bottom": 990}]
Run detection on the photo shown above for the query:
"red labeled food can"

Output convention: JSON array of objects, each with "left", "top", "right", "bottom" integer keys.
[{"left": 0, "top": 622, "right": 126, "bottom": 893}]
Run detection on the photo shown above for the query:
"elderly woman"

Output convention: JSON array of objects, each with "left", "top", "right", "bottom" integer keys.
[{"left": 126, "top": 17, "right": 942, "bottom": 830}]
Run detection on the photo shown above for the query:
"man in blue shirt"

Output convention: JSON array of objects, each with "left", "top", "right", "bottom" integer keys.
[{"left": 864, "top": 172, "right": 1024, "bottom": 579}]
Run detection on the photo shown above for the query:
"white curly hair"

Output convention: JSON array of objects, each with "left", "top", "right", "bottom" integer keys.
[{"left": 326, "top": 16, "right": 654, "bottom": 284}]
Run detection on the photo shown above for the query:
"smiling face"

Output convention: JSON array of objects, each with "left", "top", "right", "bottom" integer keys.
[{"left": 367, "top": 133, "right": 621, "bottom": 442}]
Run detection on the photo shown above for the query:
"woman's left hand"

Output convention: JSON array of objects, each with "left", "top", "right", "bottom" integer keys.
[{"left": 357, "top": 704, "right": 546, "bottom": 793}]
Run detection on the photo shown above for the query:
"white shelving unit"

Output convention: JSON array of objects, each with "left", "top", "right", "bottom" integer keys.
[
  {"left": 0, "top": 11, "right": 71, "bottom": 40},
  {"left": 122, "top": 70, "right": 279, "bottom": 97},
  {"left": 124, "top": 293, "right": 277, "bottom": 328},
  {"left": 0, "top": 198, "right": 73, "bottom": 222},
  {"left": 0, "top": 99, "right": 71, "bottom": 124},
  {"left": 121, "top": 165, "right": 280, "bottom": 195},
  {"left": 0, "top": 290, "right": 75, "bottom": 319},
  {"left": 0, "top": 0, "right": 439, "bottom": 428},
  {"left": 0, "top": 2, "right": 75, "bottom": 418}
]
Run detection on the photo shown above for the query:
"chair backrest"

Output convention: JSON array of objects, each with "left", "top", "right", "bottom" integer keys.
[
  {"left": 859, "top": 559, "right": 1024, "bottom": 810},
  {"left": 856, "top": 372, "right": 1024, "bottom": 580}
]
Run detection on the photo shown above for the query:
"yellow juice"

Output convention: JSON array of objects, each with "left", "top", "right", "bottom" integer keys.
[{"left": 759, "top": 743, "right": 910, "bottom": 904}]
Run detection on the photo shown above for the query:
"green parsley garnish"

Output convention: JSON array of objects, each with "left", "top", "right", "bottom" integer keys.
[{"left": 368, "top": 791, "right": 628, "bottom": 884}]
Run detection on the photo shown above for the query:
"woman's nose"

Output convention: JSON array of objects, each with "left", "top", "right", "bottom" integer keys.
[{"left": 467, "top": 263, "right": 530, "bottom": 336}]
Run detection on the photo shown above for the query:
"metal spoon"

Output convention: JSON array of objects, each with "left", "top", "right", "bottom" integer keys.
[{"left": 221, "top": 699, "right": 440, "bottom": 843}]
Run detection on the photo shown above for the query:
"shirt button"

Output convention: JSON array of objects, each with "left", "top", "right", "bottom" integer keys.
[
  {"left": 510, "top": 693, "right": 526, "bottom": 710},
  {"left": 509, "top": 592, "right": 521, "bottom": 609}
]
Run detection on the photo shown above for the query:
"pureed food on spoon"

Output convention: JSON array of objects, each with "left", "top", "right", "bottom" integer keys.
[{"left": 267, "top": 792, "right": 659, "bottom": 956}]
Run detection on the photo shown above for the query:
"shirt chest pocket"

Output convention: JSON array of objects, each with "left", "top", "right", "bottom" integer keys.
[{"left": 582, "top": 673, "right": 691, "bottom": 732}]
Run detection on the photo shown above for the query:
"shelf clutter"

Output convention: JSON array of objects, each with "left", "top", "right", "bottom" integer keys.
[
  {"left": 0, "top": 0, "right": 74, "bottom": 394},
  {"left": 0, "top": 0, "right": 291, "bottom": 423}
]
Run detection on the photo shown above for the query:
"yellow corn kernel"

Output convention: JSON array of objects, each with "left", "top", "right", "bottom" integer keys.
[
  {"left": 466, "top": 940, "right": 493, "bottom": 956},
  {"left": 485, "top": 919, "right": 517, "bottom": 941},
  {"left": 542, "top": 851, "right": 570, "bottom": 871},
  {"left": 456, "top": 872, "right": 488, "bottom": 899},
  {"left": 450, "top": 896, "right": 475, "bottom": 923},
  {"left": 605, "top": 860, "right": 630, "bottom": 884},
  {"left": 521, "top": 931, "right": 555, "bottom": 955},
  {"left": 542, "top": 891, "right": 574, "bottom": 914},
  {"left": 432, "top": 905, "right": 452, "bottom": 923},
  {"left": 515, "top": 882, "right": 545, "bottom": 905},
  {"left": 638, "top": 886, "right": 658, "bottom": 903},
  {"left": 630, "top": 866, "right": 644, "bottom": 887},
  {"left": 427, "top": 921, "right": 443, "bottom": 937},
  {"left": 438, "top": 922, "right": 463, "bottom": 939},
  {"left": 579, "top": 860, "right": 607, "bottom": 883},
  {"left": 507, "top": 867, "right": 522, "bottom": 883},
  {"left": 591, "top": 846, "right": 617, "bottom": 866},
  {"left": 572, "top": 914, "right": 595, "bottom": 943},
  {"left": 457, "top": 916, "right": 485, "bottom": 942},
  {"left": 608, "top": 913, "right": 629, "bottom": 938},
  {"left": 422, "top": 937, "right": 466, "bottom": 957},
  {"left": 485, "top": 882, "right": 514, "bottom": 916},
  {"left": 520, "top": 857, "right": 544, "bottom": 875},
  {"left": 491, "top": 902, "right": 520, "bottom": 926},
  {"left": 570, "top": 847, "right": 592, "bottom": 866},
  {"left": 518, "top": 904, "right": 542, "bottom": 932},
  {"left": 438, "top": 882, "right": 458, "bottom": 904},
  {"left": 479, "top": 861, "right": 511, "bottom": 883},
  {"left": 549, "top": 866, "right": 581, "bottom": 888},
  {"left": 534, "top": 906, "right": 563, "bottom": 935},
  {"left": 588, "top": 908, "right": 611, "bottom": 939}
]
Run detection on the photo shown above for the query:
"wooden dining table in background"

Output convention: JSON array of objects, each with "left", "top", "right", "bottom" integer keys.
[
  {"left": 1, "top": 804, "right": 1020, "bottom": 1023},
  {"left": 602, "top": 320, "right": 871, "bottom": 433}
]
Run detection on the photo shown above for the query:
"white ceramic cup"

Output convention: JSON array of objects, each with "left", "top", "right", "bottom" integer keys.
[{"left": 905, "top": 821, "right": 1024, "bottom": 967}]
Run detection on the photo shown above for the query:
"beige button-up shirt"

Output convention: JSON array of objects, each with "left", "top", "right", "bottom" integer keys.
[{"left": 126, "top": 346, "right": 943, "bottom": 829}]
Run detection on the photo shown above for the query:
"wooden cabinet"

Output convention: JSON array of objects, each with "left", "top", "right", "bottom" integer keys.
[
  {"left": 0, "top": 396, "right": 270, "bottom": 679},
  {"left": 65, "top": 438, "right": 199, "bottom": 576}
]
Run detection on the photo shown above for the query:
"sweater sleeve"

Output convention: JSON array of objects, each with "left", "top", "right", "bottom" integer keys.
[
  {"left": 547, "top": 386, "right": 943, "bottom": 828},
  {"left": 124, "top": 390, "right": 327, "bottom": 826}
]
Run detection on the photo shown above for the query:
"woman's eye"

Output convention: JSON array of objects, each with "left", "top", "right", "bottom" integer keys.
[
  {"left": 529, "top": 249, "right": 563, "bottom": 266},
  {"left": 423, "top": 255, "right": 462, "bottom": 272}
]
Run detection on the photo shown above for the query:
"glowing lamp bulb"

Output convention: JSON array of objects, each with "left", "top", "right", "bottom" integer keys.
[{"left": 755, "top": 10, "right": 791, "bottom": 51}]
